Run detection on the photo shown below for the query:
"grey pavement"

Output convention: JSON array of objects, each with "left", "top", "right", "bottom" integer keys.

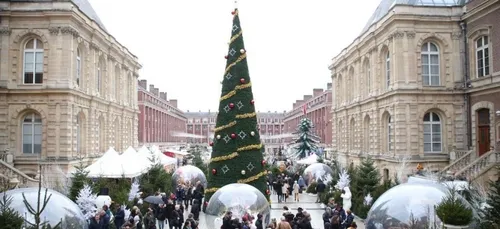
[{"left": 158, "top": 193, "right": 365, "bottom": 229}]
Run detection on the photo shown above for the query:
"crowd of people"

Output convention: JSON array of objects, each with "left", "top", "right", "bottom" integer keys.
[{"left": 88, "top": 181, "right": 205, "bottom": 229}]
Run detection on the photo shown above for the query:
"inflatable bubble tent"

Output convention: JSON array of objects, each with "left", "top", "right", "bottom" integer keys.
[
  {"left": 0, "top": 188, "right": 87, "bottom": 228},
  {"left": 172, "top": 165, "right": 207, "bottom": 188},
  {"left": 204, "top": 183, "right": 270, "bottom": 228},
  {"left": 303, "top": 163, "right": 333, "bottom": 184}
]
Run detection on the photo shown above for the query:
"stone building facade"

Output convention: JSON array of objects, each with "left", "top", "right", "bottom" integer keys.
[
  {"left": 0, "top": 0, "right": 140, "bottom": 181},
  {"left": 283, "top": 83, "right": 332, "bottom": 148},
  {"left": 185, "top": 111, "right": 285, "bottom": 153},
  {"left": 137, "top": 80, "right": 187, "bottom": 146},
  {"left": 329, "top": 1, "right": 468, "bottom": 178}
]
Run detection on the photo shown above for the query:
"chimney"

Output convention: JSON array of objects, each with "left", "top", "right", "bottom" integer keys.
[
  {"left": 153, "top": 88, "right": 160, "bottom": 97},
  {"left": 303, "top": 95, "right": 313, "bottom": 101},
  {"left": 327, "top": 83, "right": 332, "bottom": 89},
  {"left": 149, "top": 84, "right": 155, "bottom": 93},
  {"left": 139, "top": 79, "right": 147, "bottom": 89},
  {"left": 313, "top": 88, "right": 323, "bottom": 97},
  {"left": 169, "top": 99, "right": 178, "bottom": 108},
  {"left": 160, "top": 92, "right": 167, "bottom": 100}
]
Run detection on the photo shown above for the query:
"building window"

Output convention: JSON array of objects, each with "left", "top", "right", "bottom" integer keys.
[
  {"left": 476, "top": 36, "right": 490, "bottom": 77},
  {"left": 385, "top": 52, "right": 390, "bottom": 88},
  {"left": 23, "top": 38, "right": 44, "bottom": 84},
  {"left": 76, "top": 117, "right": 80, "bottom": 154},
  {"left": 76, "top": 49, "right": 81, "bottom": 86},
  {"left": 97, "top": 61, "right": 102, "bottom": 93},
  {"left": 423, "top": 112, "right": 442, "bottom": 152},
  {"left": 22, "top": 113, "right": 42, "bottom": 154},
  {"left": 421, "top": 42, "right": 440, "bottom": 86},
  {"left": 115, "top": 66, "right": 120, "bottom": 100},
  {"left": 387, "top": 115, "right": 393, "bottom": 151},
  {"left": 365, "top": 60, "right": 371, "bottom": 92}
]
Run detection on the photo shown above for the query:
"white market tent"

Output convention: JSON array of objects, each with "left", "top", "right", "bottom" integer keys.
[
  {"left": 121, "top": 146, "right": 150, "bottom": 174},
  {"left": 85, "top": 147, "right": 143, "bottom": 178},
  {"left": 296, "top": 154, "right": 319, "bottom": 165},
  {"left": 164, "top": 149, "right": 190, "bottom": 156},
  {"left": 139, "top": 145, "right": 177, "bottom": 166}
]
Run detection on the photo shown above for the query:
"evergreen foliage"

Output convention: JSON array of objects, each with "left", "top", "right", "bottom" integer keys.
[
  {"left": 69, "top": 160, "right": 90, "bottom": 201},
  {"left": 139, "top": 163, "right": 173, "bottom": 197},
  {"left": 482, "top": 167, "right": 500, "bottom": 228},
  {"left": 92, "top": 177, "right": 130, "bottom": 205},
  {"left": 291, "top": 118, "right": 320, "bottom": 159},
  {"left": 436, "top": 187, "right": 473, "bottom": 226},
  {"left": 191, "top": 146, "right": 208, "bottom": 177},
  {"left": 0, "top": 194, "right": 25, "bottom": 229},
  {"left": 205, "top": 8, "right": 268, "bottom": 206},
  {"left": 352, "top": 157, "right": 380, "bottom": 218}
]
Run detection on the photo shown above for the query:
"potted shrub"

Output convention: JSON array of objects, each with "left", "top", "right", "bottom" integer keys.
[{"left": 436, "top": 187, "right": 473, "bottom": 229}]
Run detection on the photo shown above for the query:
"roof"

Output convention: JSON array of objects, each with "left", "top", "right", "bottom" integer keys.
[
  {"left": 11, "top": 0, "right": 107, "bottom": 32},
  {"left": 360, "top": 0, "right": 470, "bottom": 35}
]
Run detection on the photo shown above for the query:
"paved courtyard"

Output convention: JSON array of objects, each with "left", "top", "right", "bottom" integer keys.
[{"left": 169, "top": 193, "right": 365, "bottom": 229}]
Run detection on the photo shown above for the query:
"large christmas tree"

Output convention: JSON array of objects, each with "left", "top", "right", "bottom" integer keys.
[
  {"left": 205, "top": 8, "right": 269, "bottom": 206},
  {"left": 291, "top": 118, "right": 320, "bottom": 159}
]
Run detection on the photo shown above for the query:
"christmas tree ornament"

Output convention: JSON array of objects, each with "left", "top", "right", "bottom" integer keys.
[
  {"left": 212, "top": 169, "right": 217, "bottom": 175},
  {"left": 209, "top": 142, "right": 214, "bottom": 146},
  {"left": 217, "top": 135, "right": 221, "bottom": 139},
  {"left": 250, "top": 99, "right": 255, "bottom": 105},
  {"left": 250, "top": 131, "right": 255, "bottom": 136},
  {"left": 240, "top": 78, "right": 245, "bottom": 84},
  {"left": 241, "top": 170, "right": 246, "bottom": 175},
  {"left": 240, "top": 49, "right": 246, "bottom": 54},
  {"left": 229, "top": 103, "right": 235, "bottom": 109},
  {"left": 266, "top": 189, "right": 270, "bottom": 195},
  {"left": 224, "top": 55, "right": 228, "bottom": 59},
  {"left": 261, "top": 160, "right": 266, "bottom": 166},
  {"left": 231, "top": 133, "right": 237, "bottom": 139}
]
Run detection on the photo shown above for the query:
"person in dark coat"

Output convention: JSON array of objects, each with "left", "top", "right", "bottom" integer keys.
[
  {"left": 88, "top": 214, "right": 102, "bottom": 229},
  {"left": 100, "top": 209, "right": 111, "bottom": 229},
  {"left": 114, "top": 204, "right": 126, "bottom": 229},
  {"left": 193, "top": 181, "right": 204, "bottom": 204},
  {"left": 221, "top": 211, "right": 233, "bottom": 229},
  {"left": 184, "top": 213, "right": 198, "bottom": 229},
  {"left": 255, "top": 213, "right": 264, "bottom": 229},
  {"left": 185, "top": 184, "right": 193, "bottom": 208},
  {"left": 190, "top": 199, "right": 201, "bottom": 221},
  {"left": 155, "top": 204, "right": 168, "bottom": 229},
  {"left": 165, "top": 200, "right": 175, "bottom": 229},
  {"left": 172, "top": 205, "right": 184, "bottom": 229},
  {"left": 315, "top": 179, "right": 326, "bottom": 203}
]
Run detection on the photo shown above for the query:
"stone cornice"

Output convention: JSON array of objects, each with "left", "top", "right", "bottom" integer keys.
[
  {"left": 60, "top": 26, "right": 79, "bottom": 37},
  {"left": 48, "top": 27, "right": 59, "bottom": 35},
  {"left": 405, "top": 31, "right": 416, "bottom": 39},
  {"left": 451, "top": 32, "right": 461, "bottom": 40}
]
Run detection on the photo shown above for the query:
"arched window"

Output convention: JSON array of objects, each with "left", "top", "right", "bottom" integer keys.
[
  {"left": 22, "top": 113, "right": 42, "bottom": 154},
  {"left": 385, "top": 51, "right": 390, "bottom": 88},
  {"left": 421, "top": 42, "right": 440, "bottom": 86},
  {"left": 337, "top": 75, "right": 343, "bottom": 103},
  {"left": 350, "top": 118, "right": 356, "bottom": 151},
  {"left": 365, "top": 60, "right": 371, "bottom": 93},
  {"left": 76, "top": 49, "right": 81, "bottom": 86},
  {"left": 364, "top": 116, "right": 371, "bottom": 152},
  {"left": 476, "top": 36, "right": 490, "bottom": 77},
  {"left": 387, "top": 115, "right": 393, "bottom": 151},
  {"left": 423, "top": 112, "right": 442, "bottom": 152},
  {"left": 115, "top": 66, "right": 120, "bottom": 101},
  {"left": 76, "top": 116, "right": 81, "bottom": 154},
  {"left": 23, "top": 38, "right": 44, "bottom": 84},
  {"left": 97, "top": 60, "right": 102, "bottom": 93}
]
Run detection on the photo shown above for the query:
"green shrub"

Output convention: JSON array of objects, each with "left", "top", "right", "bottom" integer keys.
[
  {"left": 436, "top": 188, "right": 473, "bottom": 226},
  {"left": 0, "top": 194, "right": 24, "bottom": 229},
  {"left": 306, "top": 182, "right": 317, "bottom": 194}
]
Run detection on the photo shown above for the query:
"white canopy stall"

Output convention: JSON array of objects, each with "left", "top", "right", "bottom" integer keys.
[
  {"left": 85, "top": 147, "right": 142, "bottom": 178},
  {"left": 138, "top": 145, "right": 177, "bottom": 166},
  {"left": 121, "top": 146, "right": 151, "bottom": 174}
]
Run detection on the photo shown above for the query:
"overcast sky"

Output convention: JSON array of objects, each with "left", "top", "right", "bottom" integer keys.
[{"left": 87, "top": 0, "right": 380, "bottom": 112}]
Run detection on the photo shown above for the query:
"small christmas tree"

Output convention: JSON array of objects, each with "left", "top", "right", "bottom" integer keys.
[
  {"left": 0, "top": 194, "right": 25, "bottom": 228},
  {"left": 23, "top": 165, "right": 59, "bottom": 228},
  {"left": 353, "top": 157, "right": 380, "bottom": 218},
  {"left": 76, "top": 184, "right": 97, "bottom": 220},
  {"left": 128, "top": 179, "right": 140, "bottom": 202},
  {"left": 291, "top": 118, "right": 320, "bottom": 159},
  {"left": 482, "top": 167, "right": 500, "bottom": 228},
  {"left": 335, "top": 169, "right": 350, "bottom": 190},
  {"left": 69, "top": 160, "right": 90, "bottom": 201}
]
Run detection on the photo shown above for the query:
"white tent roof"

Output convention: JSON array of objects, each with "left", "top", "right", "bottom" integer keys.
[
  {"left": 164, "top": 149, "right": 190, "bottom": 156},
  {"left": 139, "top": 145, "right": 177, "bottom": 166},
  {"left": 121, "top": 146, "right": 150, "bottom": 174},
  {"left": 85, "top": 147, "right": 138, "bottom": 178},
  {"left": 296, "top": 154, "right": 319, "bottom": 165}
]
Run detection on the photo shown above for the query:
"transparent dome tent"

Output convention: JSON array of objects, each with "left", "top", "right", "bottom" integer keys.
[
  {"left": 303, "top": 163, "right": 334, "bottom": 185},
  {"left": 365, "top": 182, "right": 475, "bottom": 229},
  {"left": 205, "top": 183, "right": 270, "bottom": 229},
  {"left": 0, "top": 188, "right": 87, "bottom": 228},
  {"left": 172, "top": 165, "right": 207, "bottom": 188}
]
